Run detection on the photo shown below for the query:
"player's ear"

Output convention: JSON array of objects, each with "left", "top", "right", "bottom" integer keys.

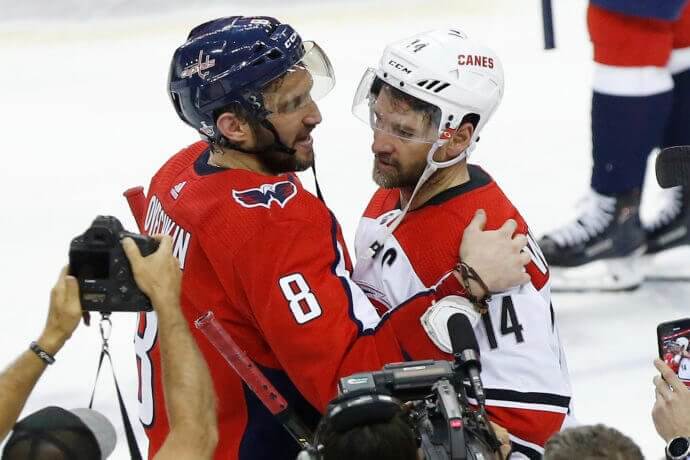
[
  {"left": 216, "top": 112, "right": 253, "bottom": 144},
  {"left": 444, "top": 122, "right": 474, "bottom": 160}
]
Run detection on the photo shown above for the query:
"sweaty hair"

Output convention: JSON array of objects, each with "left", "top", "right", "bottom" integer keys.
[
  {"left": 318, "top": 412, "right": 418, "bottom": 460},
  {"left": 211, "top": 69, "right": 298, "bottom": 136},
  {"left": 543, "top": 425, "right": 644, "bottom": 460},
  {"left": 371, "top": 78, "right": 441, "bottom": 129},
  {"left": 370, "top": 78, "right": 480, "bottom": 132},
  {"left": 212, "top": 101, "right": 257, "bottom": 125}
]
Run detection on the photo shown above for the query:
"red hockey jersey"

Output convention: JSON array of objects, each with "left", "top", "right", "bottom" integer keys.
[
  {"left": 353, "top": 165, "right": 574, "bottom": 459},
  {"left": 135, "top": 142, "right": 450, "bottom": 460},
  {"left": 665, "top": 352, "right": 681, "bottom": 373}
]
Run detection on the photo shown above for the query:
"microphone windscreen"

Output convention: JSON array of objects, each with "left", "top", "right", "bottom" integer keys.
[
  {"left": 656, "top": 146, "right": 690, "bottom": 188},
  {"left": 70, "top": 408, "right": 117, "bottom": 459},
  {"left": 447, "top": 313, "right": 479, "bottom": 354}
]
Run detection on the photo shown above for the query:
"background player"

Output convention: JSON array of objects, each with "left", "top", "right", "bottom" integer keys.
[
  {"left": 676, "top": 337, "right": 690, "bottom": 382},
  {"left": 137, "top": 16, "right": 530, "bottom": 460},
  {"left": 664, "top": 340, "right": 682, "bottom": 373},
  {"left": 351, "top": 29, "right": 573, "bottom": 458},
  {"left": 538, "top": 0, "right": 690, "bottom": 290}
]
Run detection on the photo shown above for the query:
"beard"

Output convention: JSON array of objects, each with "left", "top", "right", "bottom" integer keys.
[
  {"left": 259, "top": 147, "right": 313, "bottom": 174},
  {"left": 372, "top": 155, "right": 427, "bottom": 189},
  {"left": 254, "top": 125, "right": 315, "bottom": 174}
]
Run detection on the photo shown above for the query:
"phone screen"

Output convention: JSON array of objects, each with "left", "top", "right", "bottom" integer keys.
[{"left": 658, "top": 318, "right": 690, "bottom": 387}]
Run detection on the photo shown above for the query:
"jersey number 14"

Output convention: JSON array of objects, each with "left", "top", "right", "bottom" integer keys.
[{"left": 482, "top": 296, "right": 524, "bottom": 350}]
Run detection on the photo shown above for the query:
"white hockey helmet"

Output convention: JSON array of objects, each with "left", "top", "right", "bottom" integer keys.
[
  {"left": 352, "top": 28, "right": 504, "bottom": 145},
  {"left": 676, "top": 337, "right": 689, "bottom": 350}
]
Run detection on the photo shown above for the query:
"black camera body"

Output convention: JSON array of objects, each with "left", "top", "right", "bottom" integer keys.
[
  {"left": 69, "top": 216, "right": 158, "bottom": 312},
  {"left": 339, "top": 360, "right": 500, "bottom": 460}
]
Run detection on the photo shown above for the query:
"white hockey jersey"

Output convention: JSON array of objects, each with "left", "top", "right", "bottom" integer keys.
[
  {"left": 353, "top": 165, "right": 574, "bottom": 459},
  {"left": 679, "top": 355, "right": 690, "bottom": 381}
]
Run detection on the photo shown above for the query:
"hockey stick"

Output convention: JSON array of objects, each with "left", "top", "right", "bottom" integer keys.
[
  {"left": 542, "top": 0, "right": 556, "bottom": 49},
  {"left": 195, "top": 311, "right": 314, "bottom": 448},
  {"left": 123, "top": 186, "right": 147, "bottom": 233}
]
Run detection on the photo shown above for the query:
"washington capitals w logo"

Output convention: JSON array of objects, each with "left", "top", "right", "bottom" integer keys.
[{"left": 232, "top": 181, "right": 298, "bottom": 209}]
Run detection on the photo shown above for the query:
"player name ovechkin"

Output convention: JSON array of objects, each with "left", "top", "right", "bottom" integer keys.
[
  {"left": 458, "top": 54, "right": 494, "bottom": 69},
  {"left": 143, "top": 195, "right": 192, "bottom": 269}
]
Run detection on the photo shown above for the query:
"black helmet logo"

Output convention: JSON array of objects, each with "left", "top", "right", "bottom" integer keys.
[{"left": 181, "top": 50, "right": 216, "bottom": 80}]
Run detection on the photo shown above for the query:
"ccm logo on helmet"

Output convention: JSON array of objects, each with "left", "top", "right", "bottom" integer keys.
[
  {"left": 458, "top": 54, "right": 494, "bottom": 69},
  {"left": 388, "top": 60, "right": 412, "bottom": 74}
]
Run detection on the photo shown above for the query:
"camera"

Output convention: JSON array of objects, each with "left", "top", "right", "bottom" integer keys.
[
  {"left": 69, "top": 216, "right": 158, "bottom": 312},
  {"left": 336, "top": 359, "right": 501, "bottom": 460}
]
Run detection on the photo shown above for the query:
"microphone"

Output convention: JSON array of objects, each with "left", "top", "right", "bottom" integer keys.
[
  {"left": 656, "top": 146, "right": 690, "bottom": 188},
  {"left": 447, "top": 313, "right": 486, "bottom": 406}
]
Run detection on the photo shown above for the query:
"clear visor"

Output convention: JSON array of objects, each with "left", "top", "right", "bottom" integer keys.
[
  {"left": 352, "top": 68, "right": 442, "bottom": 144},
  {"left": 262, "top": 41, "right": 335, "bottom": 114}
]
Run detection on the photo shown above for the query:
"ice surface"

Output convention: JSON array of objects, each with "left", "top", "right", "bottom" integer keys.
[{"left": 0, "top": 0, "right": 683, "bottom": 457}]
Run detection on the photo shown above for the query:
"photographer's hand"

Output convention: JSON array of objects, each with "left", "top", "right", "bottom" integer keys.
[
  {"left": 459, "top": 210, "right": 531, "bottom": 297},
  {"left": 0, "top": 266, "right": 83, "bottom": 442},
  {"left": 38, "top": 266, "right": 83, "bottom": 354},
  {"left": 122, "top": 236, "right": 181, "bottom": 313},
  {"left": 652, "top": 358, "right": 690, "bottom": 442},
  {"left": 122, "top": 236, "right": 218, "bottom": 459}
]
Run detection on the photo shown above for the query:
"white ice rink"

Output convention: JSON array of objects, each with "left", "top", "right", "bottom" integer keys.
[{"left": 1, "top": 0, "right": 687, "bottom": 458}]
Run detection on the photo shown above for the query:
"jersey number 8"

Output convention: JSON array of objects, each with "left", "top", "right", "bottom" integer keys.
[{"left": 279, "top": 273, "right": 323, "bottom": 324}]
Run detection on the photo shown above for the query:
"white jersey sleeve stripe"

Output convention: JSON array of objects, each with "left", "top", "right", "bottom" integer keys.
[
  {"left": 484, "top": 388, "right": 570, "bottom": 409},
  {"left": 509, "top": 435, "right": 544, "bottom": 460},
  {"left": 328, "top": 212, "right": 384, "bottom": 334}
]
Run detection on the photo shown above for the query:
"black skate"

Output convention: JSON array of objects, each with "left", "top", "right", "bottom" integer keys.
[
  {"left": 644, "top": 186, "right": 690, "bottom": 280},
  {"left": 538, "top": 189, "right": 646, "bottom": 291}
]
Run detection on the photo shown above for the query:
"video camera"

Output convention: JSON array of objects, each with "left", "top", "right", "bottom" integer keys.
[
  {"left": 69, "top": 216, "right": 158, "bottom": 312},
  {"left": 338, "top": 357, "right": 501, "bottom": 460}
]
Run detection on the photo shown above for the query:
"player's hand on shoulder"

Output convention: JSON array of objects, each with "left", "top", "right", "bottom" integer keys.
[
  {"left": 460, "top": 209, "right": 530, "bottom": 293},
  {"left": 122, "top": 235, "right": 181, "bottom": 307}
]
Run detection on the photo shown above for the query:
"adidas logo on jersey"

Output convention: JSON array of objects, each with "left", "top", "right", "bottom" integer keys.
[{"left": 170, "top": 181, "right": 187, "bottom": 200}]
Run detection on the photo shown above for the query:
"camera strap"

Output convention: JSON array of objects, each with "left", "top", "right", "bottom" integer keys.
[{"left": 89, "top": 313, "right": 143, "bottom": 460}]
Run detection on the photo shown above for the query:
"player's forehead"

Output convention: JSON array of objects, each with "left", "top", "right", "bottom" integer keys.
[
  {"left": 374, "top": 85, "right": 420, "bottom": 119},
  {"left": 264, "top": 66, "right": 313, "bottom": 98}
]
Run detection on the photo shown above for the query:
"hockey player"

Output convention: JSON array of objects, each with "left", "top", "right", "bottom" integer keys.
[
  {"left": 676, "top": 337, "right": 690, "bottom": 382},
  {"left": 664, "top": 341, "right": 682, "bottom": 373},
  {"left": 538, "top": 1, "right": 690, "bottom": 290},
  {"left": 136, "top": 17, "right": 530, "bottom": 460},
  {"left": 351, "top": 29, "right": 573, "bottom": 458}
]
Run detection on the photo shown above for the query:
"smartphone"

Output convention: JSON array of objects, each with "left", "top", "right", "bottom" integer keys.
[{"left": 657, "top": 318, "right": 690, "bottom": 387}]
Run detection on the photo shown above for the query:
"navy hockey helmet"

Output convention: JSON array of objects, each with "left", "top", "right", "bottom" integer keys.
[{"left": 168, "top": 16, "right": 335, "bottom": 144}]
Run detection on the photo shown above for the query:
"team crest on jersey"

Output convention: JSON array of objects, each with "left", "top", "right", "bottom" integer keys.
[{"left": 232, "top": 181, "right": 297, "bottom": 209}]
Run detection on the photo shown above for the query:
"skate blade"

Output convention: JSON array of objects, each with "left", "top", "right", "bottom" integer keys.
[
  {"left": 550, "top": 250, "right": 645, "bottom": 292},
  {"left": 644, "top": 245, "right": 690, "bottom": 281}
]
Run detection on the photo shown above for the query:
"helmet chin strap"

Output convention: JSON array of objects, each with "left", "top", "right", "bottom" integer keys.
[
  {"left": 212, "top": 119, "right": 294, "bottom": 156},
  {"left": 260, "top": 119, "right": 326, "bottom": 201},
  {"left": 215, "top": 117, "right": 327, "bottom": 202},
  {"left": 259, "top": 119, "right": 296, "bottom": 155},
  {"left": 259, "top": 118, "right": 326, "bottom": 202},
  {"left": 364, "top": 138, "right": 475, "bottom": 260}
]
